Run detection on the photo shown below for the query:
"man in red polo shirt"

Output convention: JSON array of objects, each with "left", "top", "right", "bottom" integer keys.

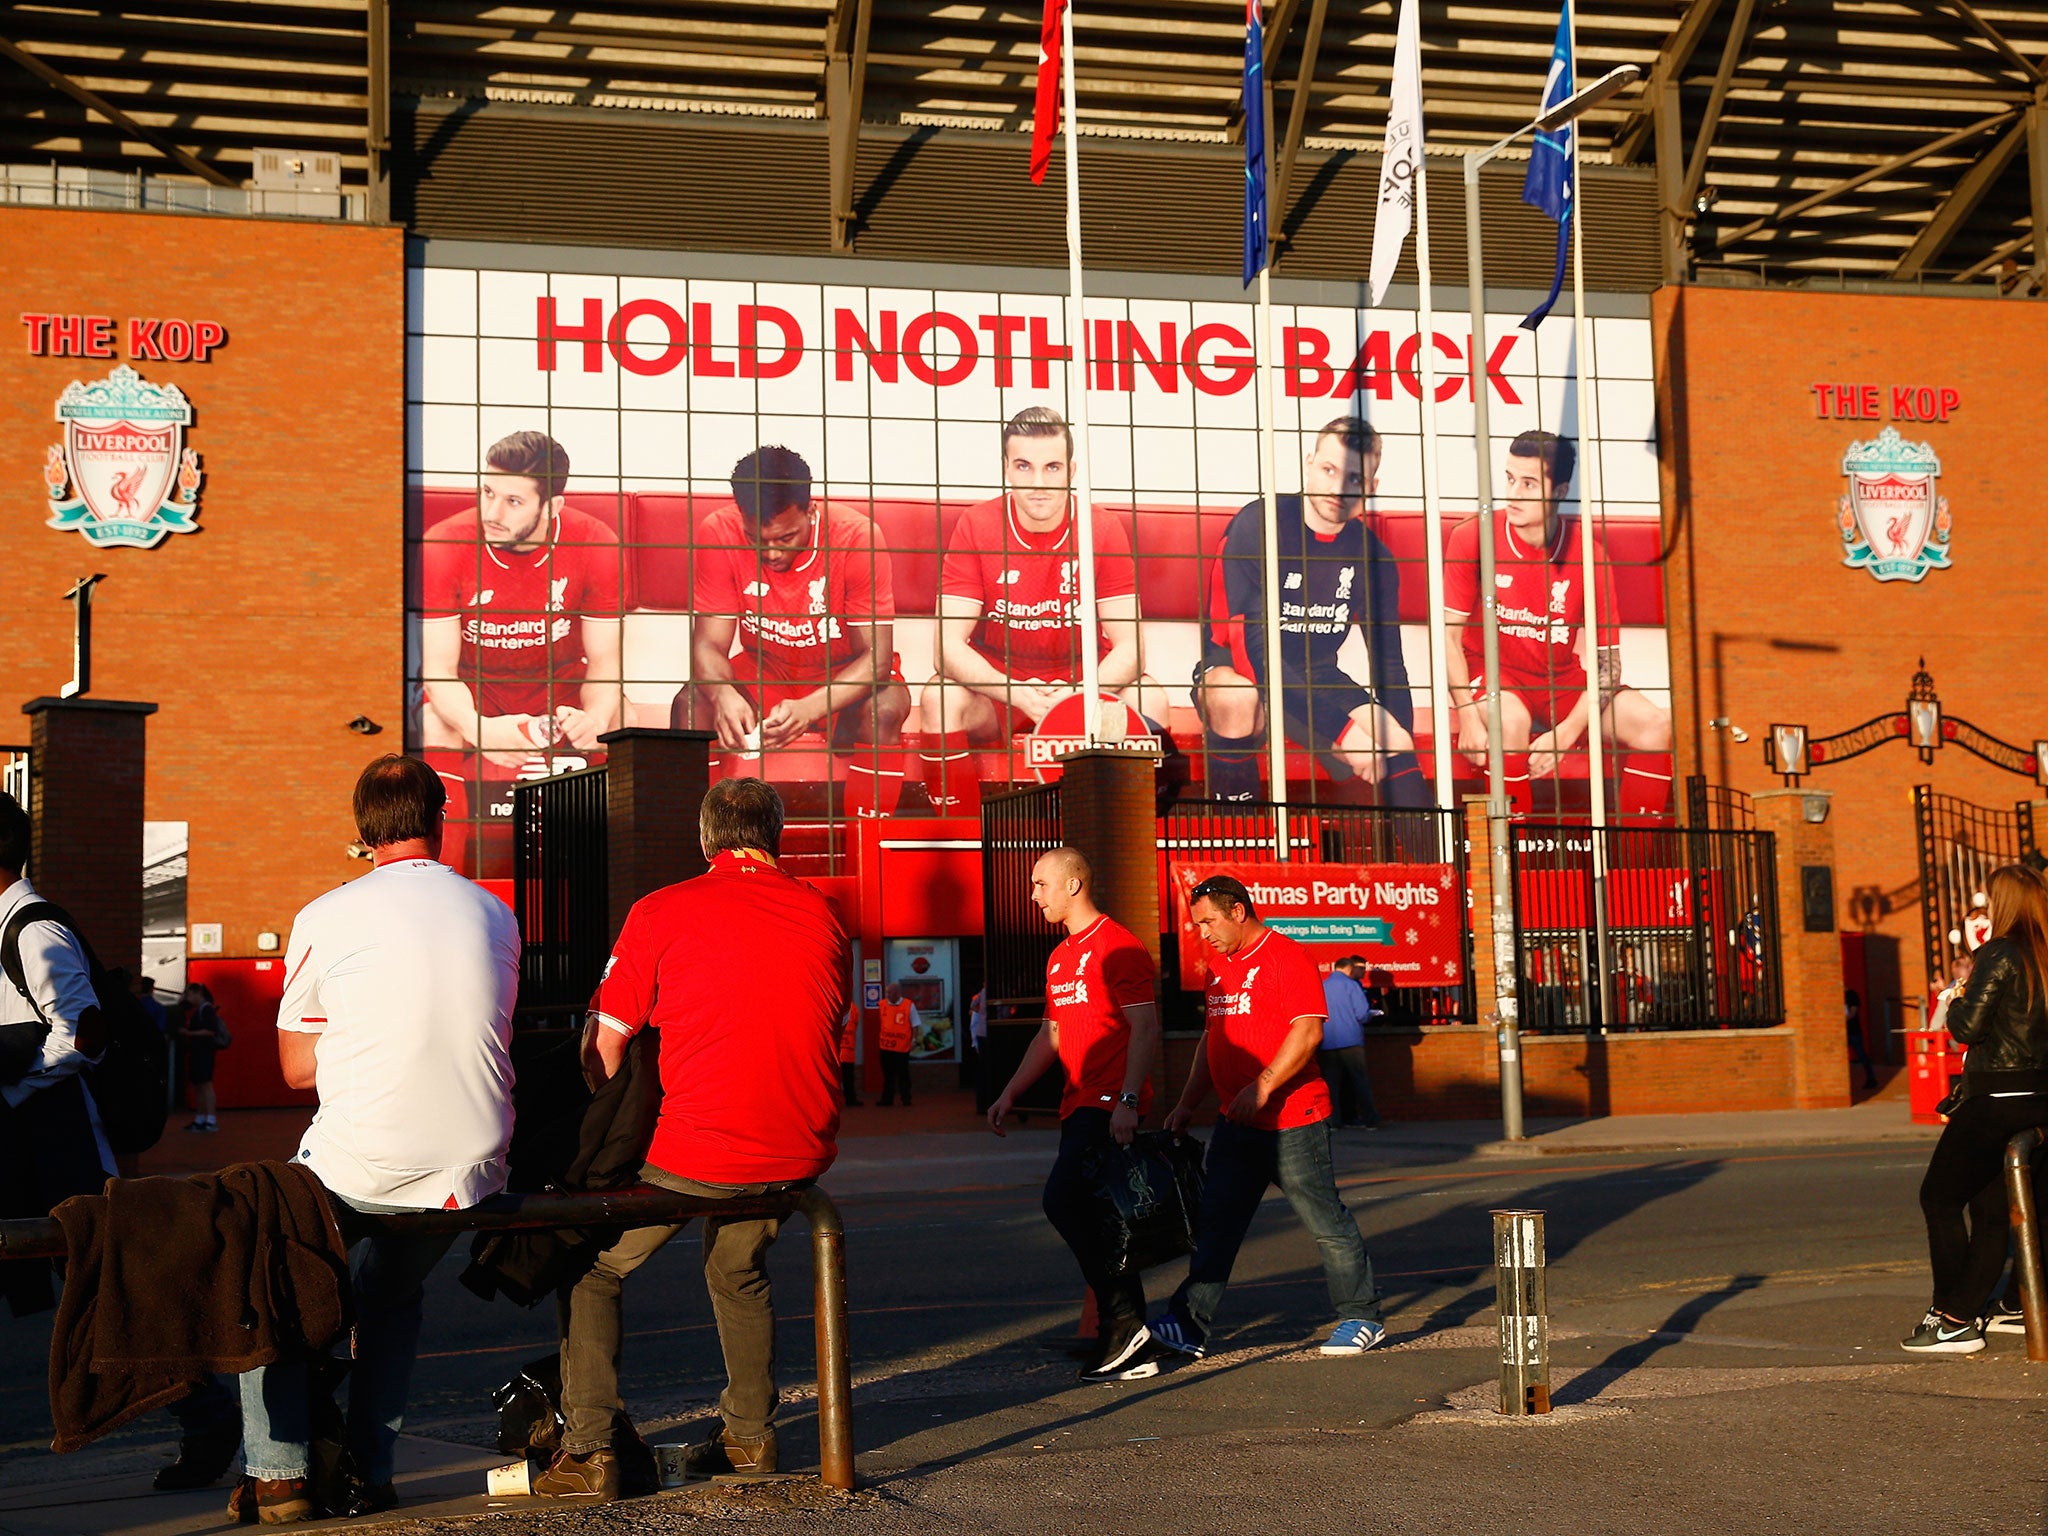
[
  {"left": 1148, "top": 874, "right": 1385, "bottom": 1360},
  {"left": 988, "top": 847, "right": 1163, "bottom": 1381},
  {"left": 534, "top": 779, "right": 849, "bottom": 1501}
]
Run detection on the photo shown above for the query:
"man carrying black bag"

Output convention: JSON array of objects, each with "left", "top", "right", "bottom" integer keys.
[{"left": 988, "top": 847, "right": 1163, "bottom": 1382}]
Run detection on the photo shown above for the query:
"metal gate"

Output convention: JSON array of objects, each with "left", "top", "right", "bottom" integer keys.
[
  {"left": 1914, "top": 786, "right": 2038, "bottom": 991},
  {"left": 979, "top": 782, "right": 1064, "bottom": 1007},
  {"left": 0, "top": 746, "right": 29, "bottom": 825},
  {"left": 1510, "top": 823, "right": 1782, "bottom": 1032},
  {"left": 513, "top": 766, "right": 610, "bottom": 1016}
]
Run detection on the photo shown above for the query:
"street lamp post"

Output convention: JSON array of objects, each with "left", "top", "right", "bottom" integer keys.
[{"left": 1461, "top": 63, "right": 1638, "bottom": 1143}]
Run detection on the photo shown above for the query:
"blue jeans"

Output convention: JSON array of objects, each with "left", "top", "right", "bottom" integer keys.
[
  {"left": 238, "top": 1196, "right": 455, "bottom": 1484},
  {"left": 1168, "top": 1116, "right": 1379, "bottom": 1342}
]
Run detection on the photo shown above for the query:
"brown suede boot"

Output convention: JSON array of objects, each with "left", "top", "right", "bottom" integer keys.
[
  {"left": 530, "top": 1448, "right": 622, "bottom": 1502},
  {"left": 680, "top": 1426, "right": 777, "bottom": 1478},
  {"left": 225, "top": 1475, "right": 315, "bottom": 1525}
]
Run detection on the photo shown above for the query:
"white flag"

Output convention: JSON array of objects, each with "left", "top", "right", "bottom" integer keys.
[{"left": 1369, "top": 0, "right": 1424, "bottom": 306}]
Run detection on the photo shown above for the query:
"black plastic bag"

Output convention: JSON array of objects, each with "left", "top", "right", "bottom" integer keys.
[
  {"left": 493, "top": 1354, "right": 565, "bottom": 1458},
  {"left": 1080, "top": 1130, "right": 1205, "bottom": 1273}
]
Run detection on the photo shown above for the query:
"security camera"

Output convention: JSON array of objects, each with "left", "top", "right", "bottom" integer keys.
[
  {"left": 1709, "top": 717, "right": 1750, "bottom": 744},
  {"left": 347, "top": 715, "right": 382, "bottom": 735}
]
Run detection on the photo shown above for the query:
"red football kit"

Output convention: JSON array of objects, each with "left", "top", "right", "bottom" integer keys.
[
  {"left": 1202, "top": 926, "right": 1332, "bottom": 1131},
  {"left": 940, "top": 495, "right": 1137, "bottom": 680},
  {"left": 1044, "top": 914, "right": 1156, "bottom": 1119},
  {"left": 590, "top": 850, "right": 851, "bottom": 1184},
  {"left": 419, "top": 507, "right": 622, "bottom": 717},
  {"left": 696, "top": 501, "right": 897, "bottom": 716},
  {"left": 1442, "top": 511, "right": 1618, "bottom": 705}
]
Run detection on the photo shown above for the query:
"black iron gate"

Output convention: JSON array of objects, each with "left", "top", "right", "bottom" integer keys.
[
  {"left": 1914, "top": 786, "right": 2039, "bottom": 991},
  {"left": 1510, "top": 822, "right": 1782, "bottom": 1032},
  {"left": 513, "top": 766, "right": 610, "bottom": 1015},
  {"left": 979, "top": 782, "right": 1064, "bottom": 1007}
]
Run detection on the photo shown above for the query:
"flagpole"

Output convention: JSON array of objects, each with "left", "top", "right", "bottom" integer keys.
[
  {"left": 1563, "top": 0, "right": 1613, "bottom": 1024},
  {"left": 1256, "top": 261, "right": 1287, "bottom": 855},
  {"left": 1413, "top": 158, "right": 1454, "bottom": 813},
  {"left": 1059, "top": 0, "right": 1103, "bottom": 742}
]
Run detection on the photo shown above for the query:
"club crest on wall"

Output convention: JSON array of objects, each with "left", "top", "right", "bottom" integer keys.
[
  {"left": 1835, "top": 426, "right": 1948, "bottom": 583},
  {"left": 43, "top": 366, "right": 203, "bottom": 549}
]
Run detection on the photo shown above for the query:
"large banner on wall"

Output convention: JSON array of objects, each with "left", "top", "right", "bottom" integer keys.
[
  {"left": 405, "top": 262, "right": 1673, "bottom": 876},
  {"left": 1168, "top": 860, "right": 1465, "bottom": 989}
]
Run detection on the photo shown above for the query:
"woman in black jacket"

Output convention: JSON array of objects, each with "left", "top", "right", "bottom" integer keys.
[{"left": 1905, "top": 864, "right": 2048, "bottom": 1354}]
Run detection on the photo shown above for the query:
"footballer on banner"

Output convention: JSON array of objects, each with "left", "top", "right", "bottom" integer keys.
[
  {"left": 920, "top": 407, "right": 1167, "bottom": 809},
  {"left": 1441, "top": 430, "right": 1673, "bottom": 815},
  {"left": 1195, "top": 416, "right": 1424, "bottom": 805},
  {"left": 418, "top": 430, "right": 624, "bottom": 873},
  {"left": 674, "top": 445, "right": 912, "bottom": 818}
]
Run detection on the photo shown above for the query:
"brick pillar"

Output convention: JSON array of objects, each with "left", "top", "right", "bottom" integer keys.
[
  {"left": 1753, "top": 789, "right": 1850, "bottom": 1110},
  {"left": 601, "top": 728, "right": 714, "bottom": 940},
  {"left": 22, "top": 696, "right": 157, "bottom": 974},
  {"left": 1059, "top": 750, "right": 1168, "bottom": 1107}
]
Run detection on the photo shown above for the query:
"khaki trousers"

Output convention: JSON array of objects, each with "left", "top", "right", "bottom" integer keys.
[{"left": 556, "top": 1164, "right": 807, "bottom": 1451}]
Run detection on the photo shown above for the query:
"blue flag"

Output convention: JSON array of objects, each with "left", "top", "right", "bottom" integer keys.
[
  {"left": 1519, "top": 10, "right": 1573, "bottom": 330},
  {"left": 1243, "top": 0, "right": 1266, "bottom": 287}
]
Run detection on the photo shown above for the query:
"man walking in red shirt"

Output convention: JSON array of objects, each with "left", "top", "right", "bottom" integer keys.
[
  {"left": 988, "top": 847, "right": 1163, "bottom": 1381},
  {"left": 533, "top": 779, "right": 849, "bottom": 1500},
  {"left": 1148, "top": 875, "right": 1385, "bottom": 1359}
]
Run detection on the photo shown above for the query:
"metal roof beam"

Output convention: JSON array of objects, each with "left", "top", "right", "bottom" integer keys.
[
  {"left": 827, "top": 0, "right": 873, "bottom": 251},
  {"left": 1271, "top": 0, "right": 1328, "bottom": 251},
  {"left": 1682, "top": 0, "right": 1757, "bottom": 210},
  {"left": 1715, "top": 110, "right": 2013, "bottom": 247},
  {"left": 1932, "top": 0, "right": 2046, "bottom": 84},
  {"left": 1891, "top": 111, "right": 2028, "bottom": 276},
  {"left": 0, "top": 32, "right": 237, "bottom": 186},
  {"left": 1611, "top": 0, "right": 1725, "bottom": 164}
]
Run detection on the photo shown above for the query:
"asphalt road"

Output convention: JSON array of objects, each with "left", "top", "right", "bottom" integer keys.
[{"left": 5, "top": 1133, "right": 2044, "bottom": 1535}]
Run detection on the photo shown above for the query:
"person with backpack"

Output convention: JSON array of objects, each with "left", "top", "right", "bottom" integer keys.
[
  {"left": 178, "top": 981, "right": 230, "bottom": 1132},
  {"left": 0, "top": 793, "right": 236, "bottom": 1487}
]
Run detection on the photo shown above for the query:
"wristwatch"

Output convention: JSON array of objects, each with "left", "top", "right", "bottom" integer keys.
[{"left": 1117, "top": 1091, "right": 1142, "bottom": 1109}]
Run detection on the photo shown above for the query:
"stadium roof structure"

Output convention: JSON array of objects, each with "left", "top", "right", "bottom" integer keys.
[{"left": 3, "top": 0, "right": 2044, "bottom": 288}]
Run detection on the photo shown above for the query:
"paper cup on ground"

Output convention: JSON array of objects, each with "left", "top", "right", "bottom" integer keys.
[
  {"left": 652, "top": 1443, "right": 693, "bottom": 1488},
  {"left": 486, "top": 1460, "right": 534, "bottom": 1496}
]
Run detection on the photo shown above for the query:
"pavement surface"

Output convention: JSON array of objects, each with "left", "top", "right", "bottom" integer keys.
[{"left": 6, "top": 1090, "right": 2037, "bottom": 1536}]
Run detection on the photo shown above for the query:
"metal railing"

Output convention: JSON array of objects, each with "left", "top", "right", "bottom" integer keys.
[
  {"left": 1510, "top": 822, "right": 1782, "bottom": 1033},
  {"left": 1158, "top": 798, "right": 1475, "bottom": 1027},
  {"left": 1, "top": 164, "right": 366, "bottom": 221},
  {"left": 2005, "top": 1129, "right": 2048, "bottom": 1365},
  {"left": 513, "top": 766, "right": 610, "bottom": 1015},
  {"left": 0, "top": 1184, "right": 854, "bottom": 1490},
  {"left": 979, "top": 782, "right": 1064, "bottom": 1007}
]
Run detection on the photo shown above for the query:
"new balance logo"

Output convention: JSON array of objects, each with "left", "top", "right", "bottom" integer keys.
[{"left": 1285, "top": 572, "right": 1303, "bottom": 590}]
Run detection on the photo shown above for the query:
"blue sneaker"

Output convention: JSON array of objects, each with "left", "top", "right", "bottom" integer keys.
[
  {"left": 1320, "top": 1319, "right": 1386, "bottom": 1355},
  {"left": 1145, "top": 1312, "right": 1206, "bottom": 1359}
]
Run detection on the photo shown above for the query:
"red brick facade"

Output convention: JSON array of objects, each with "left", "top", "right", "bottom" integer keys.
[
  {"left": 1657, "top": 286, "right": 2048, "bottom": 1006},
  {"left": 0, "top": 206, "right": 405, "bottom": 955}
]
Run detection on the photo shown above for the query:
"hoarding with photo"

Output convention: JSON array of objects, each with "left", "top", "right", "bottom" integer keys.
[{"left": 406, "top": 260, "right": 1672, "bottom": 876}]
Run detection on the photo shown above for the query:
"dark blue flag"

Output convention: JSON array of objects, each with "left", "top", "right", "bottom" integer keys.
[
  {"left": 1243, "top": 0, "right": 1266, "bottom": 287},
  {"left": 1519, "top": 10, "right": 1573, "bottom": 329}
]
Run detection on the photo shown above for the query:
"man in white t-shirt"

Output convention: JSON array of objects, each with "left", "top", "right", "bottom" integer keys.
[{"left": 233, "top": 756, "right": 520, "bottom": 1523}]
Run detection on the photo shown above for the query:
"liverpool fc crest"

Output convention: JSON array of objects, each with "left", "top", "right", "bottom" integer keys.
[
  {"left": 42, "top": 366, "right": 203, "bottom": 549},
  {"left": 1835, "top": 426, "right": 1948, "bottom": 583}
]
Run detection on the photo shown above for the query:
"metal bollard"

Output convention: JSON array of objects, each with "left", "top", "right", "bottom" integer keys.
[
  {"left": 1492, "top": 1208, "right": 1550, "bottom": 1415},
  {"left": 2005, "top": 1128, "right": 2048, "bottom": 1365}
]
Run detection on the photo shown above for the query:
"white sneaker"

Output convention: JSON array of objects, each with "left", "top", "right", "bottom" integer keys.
[{"left": 1320, "top": 1319, "right": 1387, "bottom": 1355}]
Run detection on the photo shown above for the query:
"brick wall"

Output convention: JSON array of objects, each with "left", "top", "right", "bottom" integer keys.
[
  {"left": 0, "top": 207, "right": 406, "bottom": 954},
  {"left": 1163, "top": 1024, "right": 1796, "bottom": 1120},
  {"left": 1657, "top": 286, "right": 2048, "bottom": 1009}
]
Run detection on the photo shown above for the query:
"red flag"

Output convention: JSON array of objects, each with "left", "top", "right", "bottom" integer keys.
[{"left": 1030, "top": 0, "right": 1066, "bottom": 184}]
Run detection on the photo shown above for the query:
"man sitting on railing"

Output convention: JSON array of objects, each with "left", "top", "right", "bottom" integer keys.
[
  {"left": 535, "top": 778, "right": 850, "bottom": 1501},
  {"left": 237, "top": 756, "right": 522, "bottom": 1523}
]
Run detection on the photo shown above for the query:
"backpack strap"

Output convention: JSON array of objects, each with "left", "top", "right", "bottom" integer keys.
[{"left": 1, "top": 901, "right": 70, "bottom": 1020}]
